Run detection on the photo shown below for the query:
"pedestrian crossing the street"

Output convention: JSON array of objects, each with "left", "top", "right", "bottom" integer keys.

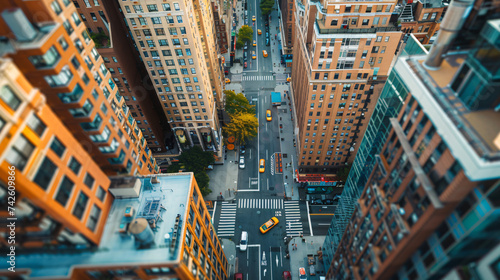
[
  {"left": 238, "top": 198, "right": 283, "bottom": 209},
  {"left": 284, "top": 201, "right": 304, "bottom": 237},
  {"left": 216, "top": 202, "right": 236, "bottom": 237},
  {"left": 242, "top": 75, "right": 274, "bottom": 81}
]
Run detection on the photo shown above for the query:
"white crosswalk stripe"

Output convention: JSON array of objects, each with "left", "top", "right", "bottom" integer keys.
[
  {"left": 242, "top": 75, "right": 274, "bottom": 81},
  {"left": 216, "top": 202, "right": 236, "bottom": 237},
  {"left": 284, "top": 201, "right": 304, "bottom": 237},
  {"left": 237, "top": 198, "right": 283, "bottom": 209}
]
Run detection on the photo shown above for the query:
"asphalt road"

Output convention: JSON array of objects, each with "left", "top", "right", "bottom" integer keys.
[{"left": 218, "top": 1, "right": 305, "bottom": 279}]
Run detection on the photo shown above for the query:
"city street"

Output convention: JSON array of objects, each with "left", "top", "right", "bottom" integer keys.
[{"left": 211, "top": 0, "right": 330, "bottom": 278}]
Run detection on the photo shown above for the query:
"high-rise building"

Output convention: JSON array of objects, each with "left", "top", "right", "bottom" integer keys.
[
  {"left": 117, "top": 0, "right": 225, "bottom": 160},
  {"left": 0, "top": 57, "right": 113, "bottom": 248},
  {"left": 291, "top": 0, "right": 403, "bottom": 177},
  {"left": 323, "top": 0, "right": 500, "bottom": 278},
  {"left": 211, "top": 0, "right": 232, "bottom": 54},
  {"left": 279, "top": 0, "right": 296, "bottom": 57},
  {"left": 74, "top": 0, "right": 172, "bottom": 155},
  {"left": 398, "top": 0, "right": 448, "bottom": 44},
  {"left": 1, "top": 173, "right": 228, "bottom": 280},
  {"left": 0, "top": 1, "right": 158, "bottom": 175}
]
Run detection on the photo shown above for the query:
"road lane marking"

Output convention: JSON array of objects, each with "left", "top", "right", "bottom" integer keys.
[{"left": 306, "top": 201, "right": 313, "bottom": 236}]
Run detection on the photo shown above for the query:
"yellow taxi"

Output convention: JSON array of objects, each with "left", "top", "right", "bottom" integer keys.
[
  {"left": 259, "top": 159, "right": 265, "bottom": 173},
  {"left": 252, "top": 51, "right": 256, "bottom": 60},
  {"left": 287, "top": 76, "right": 292, "bottom": 82},
  {"left": 253, "top": 40, "right": 256, "bottom": 46},
  {"left": 252, "top": 15, "right": 256, "bottom": 22},
  {"left": 262, "top": 50, "right": 268, "bottom": 58},
  {"left": 258, "top": 29, "right": 262, "bottom": 35},
  {"left": 225, "top": 78, "right": 231, "bottom": 84},
  {"left": 259, "top": 217, "right": 279, "bottom": 234},
  {"left": 266, "top": 109, "right": 272, "bottom": 121}
]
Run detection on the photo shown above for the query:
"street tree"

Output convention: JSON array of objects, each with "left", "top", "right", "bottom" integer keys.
[
  {"left": 225, "top": 90, "right": 255, "bottom": 115},
  {"left": 337, "top": 163, "right": 352, "bottom": 182},
  {"left": 236, "top": 39, "right": 244, "bottom": 49},
  {"left": 165, "top": 146, "right": 214, "bottom": 196},
  {"left": 179, "top": 145, "right": 215, "bottom": 172},
  {"left": 223, "top": 112, "right": 258, "bottom": 144},
  {"left": 260, "top": 0, "right": 274, "bottom": 16},
  {"left": 238, "top": 25, "right": 254, "bottom": 44}
]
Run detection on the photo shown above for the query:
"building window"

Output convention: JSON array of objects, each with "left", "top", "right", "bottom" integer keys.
[
  {"left": 26, "top": 114, "right": 47, "bottom": 137},
  {"left": 5, "top": 135, "right": 34, "bottom": 171},
  {"left": 147, "top": 4, "right": 158, "bottom": 12},
  {"left": 330, "top": 19, "right": 338, "bottom": 26},
  {"left": 1, "top": 86, "right": 21, "bottom": 111},
  {"left": 28, "top": 46, "right": 61, "bottom": 69},
  {"left": 32, "top": 157, "right": 57, "bottom": 190},
  {"left": 96, "top": 186, "right": 106, "bottom": 201},
  {"left": 84, "top": 173, "right": 95, "bottom": 189},
  {"left": 72, "top": 191, "right": 89, "bottom": 219},
  {"left": 362, "top": 19, "right": 369, "bottom": 26},
  {"left": 50, "top": 1, "right": 62, "bottom": 15},
  {"left": 68, "top": 157, "right": 82, "bottom": 175},
  {"left": 55, "top": 176, "right": 74, "bottom": 207},
  {"left": 87, "top": 204, "right": 101, "bottom": 231}
]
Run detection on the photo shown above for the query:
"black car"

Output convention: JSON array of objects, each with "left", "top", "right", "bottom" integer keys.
[
  {"left": 266, "top": 38, "right": 270, "bottom": 46},
  {"left": 244, "top": 51, "right": 248, "bottom": 61},
  {"left": 240, "top": 145, "right": 246, "bottom": 154}
]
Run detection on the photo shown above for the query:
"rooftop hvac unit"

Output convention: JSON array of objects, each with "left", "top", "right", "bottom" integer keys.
[{"left": 1, "top": 8, "right": 36, "bottom": 42}]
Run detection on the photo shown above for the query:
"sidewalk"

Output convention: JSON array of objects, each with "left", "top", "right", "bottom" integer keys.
[
  {"left": 287, "top": 235, "right": 327, "bottom": 279},
  {"left": 205, "top": 148, "right": 239, "bottom": 201},
  {"left": 221, "top": 239, "right": 237, "bottom": 279}
]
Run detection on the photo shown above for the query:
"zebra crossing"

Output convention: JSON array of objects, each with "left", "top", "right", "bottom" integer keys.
[
  {"left": 238, "top": 198, "right": 283, "bottom": 209},
  {"left": 216, "top": 202, "right": 236, "bottom": 237},
  {"left": 242, "top": 75, "right": 274, "bottom": 81},
  {"left": 284, "top": 201, "right": 304, "bottom": 237}
]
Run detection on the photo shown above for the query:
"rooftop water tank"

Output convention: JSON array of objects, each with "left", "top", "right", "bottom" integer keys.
[{"left": 128, "top": 218, "right": 155, "bottom": 246}]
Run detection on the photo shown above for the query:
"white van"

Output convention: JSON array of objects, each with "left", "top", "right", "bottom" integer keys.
[{"left": 240, "top": 231, "right": 248, "bottom": 251}]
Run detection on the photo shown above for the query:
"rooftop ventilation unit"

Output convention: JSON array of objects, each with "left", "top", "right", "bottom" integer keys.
[{"left": 1, "top": 8, "right": 36, "bottom": 42}]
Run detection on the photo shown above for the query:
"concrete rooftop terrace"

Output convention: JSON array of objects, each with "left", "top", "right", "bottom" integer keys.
[{"left": 2, "top": 173, "right": 193, "bottom": 278}]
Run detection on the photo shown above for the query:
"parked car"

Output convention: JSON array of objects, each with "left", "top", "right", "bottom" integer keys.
[
  {"left": 244, "top": 42, "right": 248, "bottom": 50},
  {"left": 259, "top": 217, "right": 279, "bottom": 234},
  {"left": 239, "top": 156, "right": 245, "bottom": 169},
  {"left": 266, "top": 38, "right": 270, "bottom": 46},
  {"left": 299, "top": 267, "right": 307, "bottom": 280},
  {"left": 244, "top": 51, "right": 248, "bottom": 61},
  {"left": 234, "top": 273, "right": 243, "bottom": 280},
  {"left": 240, "top": 231, "right": 248, "bottom": 251},
  {"left": 240, "top": 145, "right": 246, "bottom": 154},
  {"left": 282, "top": 271, "right": 291, "bottom": 280}
]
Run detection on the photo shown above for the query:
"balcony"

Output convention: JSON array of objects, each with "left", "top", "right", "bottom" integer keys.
[{"left": 316, "top": 19, "right": 400, "bottom": 35}]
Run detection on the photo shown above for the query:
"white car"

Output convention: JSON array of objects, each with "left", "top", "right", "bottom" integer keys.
[{"left": 239, "top": 156, "right": 245, "bottom": 169}]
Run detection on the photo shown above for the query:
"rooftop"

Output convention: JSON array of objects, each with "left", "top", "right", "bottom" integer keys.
[
  {"left": 3, "top": 174, "right": 193, "bottom": 278},
  {"left": 394, "top": 36, "right": 500, "bottom": 180}
]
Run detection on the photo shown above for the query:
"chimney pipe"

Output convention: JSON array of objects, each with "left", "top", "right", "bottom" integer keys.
[{"left": 423, "top": 0, "right": 473, "bottom": 70}]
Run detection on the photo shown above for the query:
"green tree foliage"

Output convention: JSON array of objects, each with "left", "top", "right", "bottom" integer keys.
[
  {"left": 194, "top": 172, "right": 211, "bottom": 196},
  {"left": 238, "top": 25, "right": 254, "bottom": 44},
  {"left": 165, "top": 146, "right": 214, "bottom": 196},
  {"left": 179, "top": 146, "right": 215, "bottom": 172},
  {"left": 337, "top": 164, "right": 352, "bottom": 182},
  {"left": 225, "top": 90, "right": 255, "bottom": 115},
  {"left": 260, "top": 0, "right": 274, "bottom": 16},
  {"left": 223, "top": 112, "right": 258, "bottom": 144},
  {"left": 236, "top": 39, "right": 244, "bottom": 50}
]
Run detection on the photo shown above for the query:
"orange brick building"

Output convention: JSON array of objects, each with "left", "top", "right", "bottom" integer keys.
[
  {"left": 0, "top": 0, "right": 158, "bottom": 176},
  {"left": 1, "top": 173, "right": 228, "bottom": 280},
  {"left": 0, "top": 58, "right": 113, "bottom": 248}
]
